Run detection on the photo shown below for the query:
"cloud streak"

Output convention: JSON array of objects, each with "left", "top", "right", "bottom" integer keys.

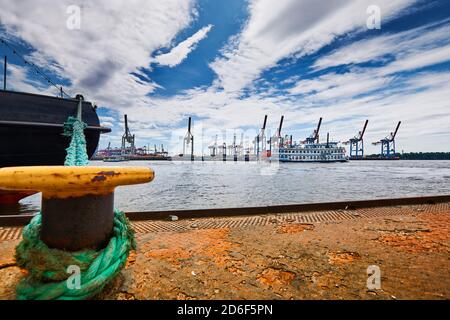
[{"left": 153, "top": 24, "right": 213, "bottom": 67}]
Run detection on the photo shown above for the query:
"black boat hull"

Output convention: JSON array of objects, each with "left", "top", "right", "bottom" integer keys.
[{"left": 0, "top": 90, "right": 110, "bottom": 167}]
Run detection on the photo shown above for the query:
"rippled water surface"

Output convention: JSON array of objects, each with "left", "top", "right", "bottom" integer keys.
[{"left": 7, "top": 160, "right": 450, "bottom": 214}]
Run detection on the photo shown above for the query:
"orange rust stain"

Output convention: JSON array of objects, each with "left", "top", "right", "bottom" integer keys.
[
  {"left": 376, "top": 213, "right": 450, "bottom": 253},
  {"left": 257, "top": 268, "right": 296, "bottom": 286},
  {"left": 142, "top": 228, "right": 234, "bottom": 267},
  {"left": 328, "top": 251, "right": 361, "bottom": 265},
  {"left": 125, "top": 251, "right": 137, "bottom": 268},
  {"left": 277, "top": 223, "right": 315, "bottom": 234},
  {"left": 146, "top": 248, "right": 191, "bottom": 265}
]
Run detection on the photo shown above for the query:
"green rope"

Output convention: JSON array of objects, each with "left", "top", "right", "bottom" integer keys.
[
  {"left": 15, "top": 210, "right": 136, "bottom": 300},
  {"left": 15, "top": 106, "right": 136, "bottom": 299},
  {"left": 63, "top": 116, "right": 89, "bottom": 166}
]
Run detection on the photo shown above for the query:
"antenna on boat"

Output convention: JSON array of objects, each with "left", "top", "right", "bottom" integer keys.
[{"left": 3, "top": 55, "right": 6, "bottom": 91}]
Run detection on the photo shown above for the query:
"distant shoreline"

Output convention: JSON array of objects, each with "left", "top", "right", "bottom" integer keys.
[{"left": 363, "top": 152, "right": 450, "bottom": 160}]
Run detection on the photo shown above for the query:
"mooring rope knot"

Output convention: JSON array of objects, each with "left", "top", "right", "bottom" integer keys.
[{"left": 15, "top": 209, "right": 136, "bottom": 300}]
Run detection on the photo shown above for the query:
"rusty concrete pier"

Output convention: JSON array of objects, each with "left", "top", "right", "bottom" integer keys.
[{"left": 1, "top": 197, "right": 449, "bottom": 300}]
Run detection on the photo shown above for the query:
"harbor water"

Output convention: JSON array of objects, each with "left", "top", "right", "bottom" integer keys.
[{"left": 7, "top": 160, "right": 450, "bottom": 215}]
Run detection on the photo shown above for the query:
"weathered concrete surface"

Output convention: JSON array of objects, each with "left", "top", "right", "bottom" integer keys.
[
  {"left": 0, "top": 239, "right": 22, "bottom": 300},
  {"left": 101, "top": 206, "right": 449, "bottom": 300},
  {"left": 1, "top": 204, "right": 449, "bottom": 300}
]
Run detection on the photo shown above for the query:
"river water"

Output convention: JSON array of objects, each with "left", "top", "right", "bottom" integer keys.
[{"left": 6, "top": 160, "right": 450, "bottom": 215}]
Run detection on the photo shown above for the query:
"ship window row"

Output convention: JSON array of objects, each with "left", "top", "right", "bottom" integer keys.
[
  {"left": 279, "top": 155, "right": 344, "bottom": 160},
  {"left": 305, "top": 145, "right": 337, "bottom": 149},
  {"left": 279, "top": 149, "right": 342, "bottom": 154}
]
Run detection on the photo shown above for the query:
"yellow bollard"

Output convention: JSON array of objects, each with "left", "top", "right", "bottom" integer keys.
[{"left": 0, "top": 166, "right": 154, "bottom": 251}]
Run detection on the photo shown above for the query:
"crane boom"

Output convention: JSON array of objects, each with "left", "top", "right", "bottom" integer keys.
[
  {"left": 259, "top": 115, "right": 268, "bottom": 139},
  {"left": 314, "top": 117, "right": 322, "bottom": 141},
  {"left": 391, "top": 121, "right": 401, "bottom": 141},
  {"left": 278, "top": 115, "right": 284, "bottom": 136},
  {"left": 360, "top": 119, "right": 369, "bottom": 140},
  {"left": 262, "top": 115, "right": 267, "bottom": 130},
  {"left": 124, "top": 115, "right": 129, "bottom": 134}
]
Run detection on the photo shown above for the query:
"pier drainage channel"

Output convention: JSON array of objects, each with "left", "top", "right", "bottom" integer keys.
[{"left": 0, "top": 203, "right": 448, "bottom": 242}]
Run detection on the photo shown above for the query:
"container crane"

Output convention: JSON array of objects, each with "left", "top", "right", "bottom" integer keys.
[
  {"left": 372, "top": 121, "right": 401, "bottom": 158},
  {"left": 121, "top": 114, "right": 135, "bottom": 155},
  {"left": 233, "top": 133, "right": 238, "bottom": 161},
  {"left": 343, "top": 120, "right": 369, "bottom": 158},
  {"left": 209, "top": 134, "right": 218, "bottom": 157},
  {"left": 270, "top": 115, "right": 284, "bottom": 148},
  {"left": 182, "top": 117, "right": 194, "bottom": 161},
  {"left": 238, "top": 132, "right": 244, "bottom": 157},
  {"left": 254, "top": 115, "right": 268, "bottom": 158},
  {"left": 304, "top": 117, "right": 322, "bottom": 144}
]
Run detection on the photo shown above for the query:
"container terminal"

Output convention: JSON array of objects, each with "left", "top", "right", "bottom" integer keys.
[{"left": 93, "top": 113, "right": 403, "bottom": 162}]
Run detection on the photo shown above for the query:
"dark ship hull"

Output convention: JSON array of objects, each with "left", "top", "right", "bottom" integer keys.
[
  {"left": 0, "top": 90, "right": 110, "bottom": 204},
  {"left": 0, "top": 90, "right": 110, "bottom": 167}
]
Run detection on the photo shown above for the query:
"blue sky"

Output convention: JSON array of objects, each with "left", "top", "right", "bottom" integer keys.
[{"left": 1, "top": 0, "right": 449, "bottom": 154}]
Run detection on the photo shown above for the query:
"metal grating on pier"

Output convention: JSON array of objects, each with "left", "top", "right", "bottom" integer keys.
[
  {"left": 0, "top": 202, "right": 448, "bottom": 242},
  {"left": 131, "top": 202, "right": 449, "bottom": 237}
]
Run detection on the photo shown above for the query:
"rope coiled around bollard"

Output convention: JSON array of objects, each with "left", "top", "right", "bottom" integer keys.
[{"left": 15, "top": 210, "right": 136, "bottom": 300}]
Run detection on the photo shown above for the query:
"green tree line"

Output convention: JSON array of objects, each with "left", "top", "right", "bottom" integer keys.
[{"left": 399, "top": 152, "right": 450, "bottom": 160}]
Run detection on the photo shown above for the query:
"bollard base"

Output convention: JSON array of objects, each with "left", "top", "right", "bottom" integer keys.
[{"left": 41, "top": 193, "right": 114, "bottom": 251}]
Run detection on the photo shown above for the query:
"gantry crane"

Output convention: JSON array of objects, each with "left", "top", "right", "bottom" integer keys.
[
  {"left": 208, "top": 134, "right": 218, "bottom": 157},
  {"left": 372, "top": 121, "right": 401, "bottom": 158},
  {"left": 304, "top": 117, "right": 322, "bottom": 144},
  {"left": 182, "top": 117, "right": 194, "bottom": 161},
  {"left": 254, "top": 115, "right": 268, "bottom": 158},
  {"left": 121, "top": 114, "right": 135, "bottom": 155},
  {"left": 227, "top": 132, "right": 238, "bottom": 161},
  {"left": 270, "top": 115, "right": 285, "bottom": 148},
  {"left": 343, "top": 120, "right": 369, "bottom": 158}
]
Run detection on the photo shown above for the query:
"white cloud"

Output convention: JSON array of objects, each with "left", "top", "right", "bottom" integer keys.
[
  {"left": 380, "top": 44, "right": 450, "bottom": 75},
  {"left": 288, "top": 71, "right": 392, "bottom": 101},
  {"left": 153, "top": 24, "right": 213, "bottom": 67},
  {"left": 0, "top": 0, "right": 196, "bottom": 109},
  {"left": 313, "top": 21, "right": 450, "bottom": 71},
  {"left": 210, "top": 0, "right": 416, "bottom": 93}
]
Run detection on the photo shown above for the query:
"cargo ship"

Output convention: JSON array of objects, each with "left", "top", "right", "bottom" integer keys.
[{"left": 0, "top": 90, "right": 110, "bottom": 204}]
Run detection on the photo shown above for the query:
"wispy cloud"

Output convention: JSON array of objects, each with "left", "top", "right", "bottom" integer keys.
[
  {"left": 153, "top": 24, "right": 213, "bottom": 67},
  {"left": 313, "top": 20, "right": 450, "bottom": 71},
  {"left": 210, "top": 0, "right": 416, "bottom": 93}
]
